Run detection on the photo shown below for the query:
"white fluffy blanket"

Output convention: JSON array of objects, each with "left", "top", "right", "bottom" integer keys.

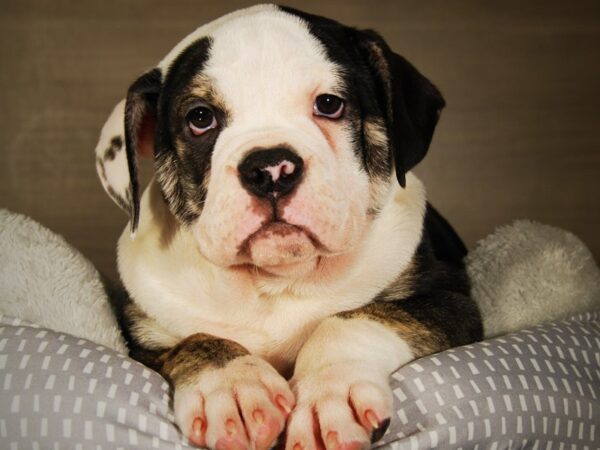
[
  {"left": 1, "top": 209, "right": 598, "bottom": 351},
  {"left": 0, "top": 210, "right": 126, "bottom": 352},
  {"left": 467, "top": 220, "right": 600, "bottom": 337}
]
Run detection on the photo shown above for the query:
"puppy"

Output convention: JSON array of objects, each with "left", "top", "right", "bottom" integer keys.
[{"left": 95, "top": 5, "right": 482, "bottom": 449}]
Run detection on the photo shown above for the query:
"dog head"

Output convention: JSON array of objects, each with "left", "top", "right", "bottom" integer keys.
[{"left": 95, "top": 5, "right": 444, "bottom": 278}]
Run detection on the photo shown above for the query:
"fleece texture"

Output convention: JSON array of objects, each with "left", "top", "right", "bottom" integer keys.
[
  {"left": 467, "top": 220, "right": 600, "bottom": 338},
  {"left": 0, "top": 210, "right": 599, "bottom": 347},
  {"left": 0, "top": 209, "right": 126, "bottom": 352}
]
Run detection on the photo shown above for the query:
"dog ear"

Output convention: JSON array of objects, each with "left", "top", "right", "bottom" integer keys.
[
  {"left": 355, "top": 30, "right": 445, "bottom": 187},
  {"left": 95, "top": 69, "right": 161, "bottom": 233}
]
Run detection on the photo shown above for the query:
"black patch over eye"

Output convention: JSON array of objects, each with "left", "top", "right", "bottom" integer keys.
[
  {"left": 186, "top": 106, "right": 217, "bottom": 135},
  {"left": 314, "top": 94, "right": 345, "bottom": 119}
]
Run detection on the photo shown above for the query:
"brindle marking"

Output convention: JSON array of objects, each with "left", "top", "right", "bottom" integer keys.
[
  {"left": 110, "top": 294, "right": 250, "bottom": 389},
  {"left": 154, "top": 37, "right": 232, "bottom": 226},
  {"left": 338, "top": 302, "right": 449, "bottom": 357},
  {"left": 161, "top": 333, "right": 249, "bottom": 387},
  {"left": 146, "top": 180, "right": 180, "bottom": 250},
  {"left": 337, "top": 205, "right": 482, "bottom": 357}
]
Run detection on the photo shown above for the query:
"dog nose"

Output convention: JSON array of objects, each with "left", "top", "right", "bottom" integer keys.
[{"left": 238, "top": 147, "right": 304, "bottom": 199}]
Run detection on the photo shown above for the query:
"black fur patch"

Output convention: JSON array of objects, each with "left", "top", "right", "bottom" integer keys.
[
  {"left": 104, "top": 136, "right": 123, "bottom": 161},
  {"left": 280, "top": 6, "right": 393, "bottom": 184},
  {"left": 97, "top": 155, "right": 132, "bottom": 212},
  {"left": 280, "top": 6, "right": 445, "bottom": 189},
  {"left": 124, "top": 67, "right": 162, "bottom": 231},
  {"left": 161, "top": 333, "right": 249, "bottom": 386},
  {"left": 371, "top": 417, "right": 391, "bottom": 443},
  {"left": 387, "top": 206, "right": 481, "bottom": 347},
  {"left": 154, "top": 37, "right": 227, "bottom": 224},
  {"left": 424, "top": 203, "right": 468, "bottom": 267}
]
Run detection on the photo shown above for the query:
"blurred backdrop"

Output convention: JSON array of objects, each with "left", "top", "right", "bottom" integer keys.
[{"left": 1, "top": 0, "right": 599, "bottom": 281}]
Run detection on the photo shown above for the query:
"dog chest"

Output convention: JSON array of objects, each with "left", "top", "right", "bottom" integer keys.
[{"left": 117, "top": 175, "right": 427, "bottom": 374}]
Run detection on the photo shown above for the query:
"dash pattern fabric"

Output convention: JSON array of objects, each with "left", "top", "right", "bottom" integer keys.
[
  {"left": 378, "top": 311, "right": 600, "bottom": 449},
  {"left": 0, "top": 315, "right": 193, "bottom": 450},
  {"left": 1, "top": 311, "right": 599, "bottom": 449}
]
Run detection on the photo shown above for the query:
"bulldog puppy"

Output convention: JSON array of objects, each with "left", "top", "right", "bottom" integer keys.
[{"left": 95, "top": 5, "right": 482, "bottom": 449}]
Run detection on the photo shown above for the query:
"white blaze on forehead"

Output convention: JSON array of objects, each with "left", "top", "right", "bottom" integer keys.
[
  {"left": 151, "top": 4, "right": 370, "bottom": 270},
  {"left": 203, "top": 9, "right": 340, "bottom": 127},
  {"left": 157, "top": 4, "right": 279, "bottom": 72}
]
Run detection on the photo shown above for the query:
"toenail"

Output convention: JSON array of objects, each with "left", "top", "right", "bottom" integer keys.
[
  {"left": 192, "top": 417, "right": 204, "bottom": 436},
  {"left": 326, "top": 431, "right": 339, "bottom": 450},
  {"left": 253, "top": 409, "right": 265, "bottom": 424},
  {"left": 225, "top": 418, "right": 237, "bottom": 436},
  {"left": 365, "top": 409, "right": 379, "bottom": 429},
  {"left": 276, "top": 395, "right": 292, "bottom": 414}
]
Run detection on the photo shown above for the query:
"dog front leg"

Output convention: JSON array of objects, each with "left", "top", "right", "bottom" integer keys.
[
  {"left": 159, "top": 333, "right": 294, "bottom": 450},
  {"left": 285, "top": 288, "right": 481, "bottom": 450},
  {"left": 284, "top": 316, "right": 409, "bottom": 450}
]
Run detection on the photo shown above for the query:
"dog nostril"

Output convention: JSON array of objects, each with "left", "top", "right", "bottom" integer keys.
[
  {"left": 250, "top": 168, "right": 274, "bottom": 193},
  {"left": 238, "top": 147, "right": 304, "bottom": 199},
  {"left": 246, "top": 168, "right": 263, "bottom": 183}
]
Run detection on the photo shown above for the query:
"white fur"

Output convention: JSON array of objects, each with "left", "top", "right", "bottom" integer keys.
[
  {"left": 293, "top": 317, "right": 413, "bottom": 380},
  {"left": 173, "top": 354, "right": 293, "bottom": 449},
  {"left": 94, "top": 6, "right": 281, "bottom": 214},
  {"left": 112, "top": 8, "right": 416, "bottom": 368},
  {"left": 286, "top": 317, "right": 410, "bottom": 448},
  {"left": 118, "top": 172, "right": 426, "bottom": 374},
  {"left": 82, "top": 5, "right": 600, "bottom": 447},
  {"left": 2, "top": 210, "right": 597, "bottom": 355},
  {"left": 185, "top": 8, "right": 365, "bottom": 273},
  {"left": 94, "top": 100, "right": 129, "bottom": 212},
  {"left": 99, "top": 8, "right": 413, "bottom": 353},
  {"left": 96, "top": 7, "right": 370, "bottom": 273},
  {"left": 157, "top": 5, "right": 279, "bottom": 74}
]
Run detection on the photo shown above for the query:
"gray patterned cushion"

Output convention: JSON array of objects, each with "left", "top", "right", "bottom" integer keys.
[
  {"left": 0, "top": 315, "right": 186, "bottom": 449},
  {"left": 1, "top": 311, "right": 599, "bottom": 449},
  {"left": 379, "top": 310, "right": 600, "bottom": 449}
]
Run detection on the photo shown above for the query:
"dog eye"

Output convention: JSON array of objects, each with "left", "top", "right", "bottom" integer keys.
[
  {"left": 313, "top": 94, "right": 345, "bottom": 119},
  {"left": 186, "top": 106, "right": 217, "bottom": 135}
]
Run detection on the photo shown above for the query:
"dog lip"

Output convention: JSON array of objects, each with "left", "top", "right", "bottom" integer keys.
[
  {"left": 256, "top": 221, "right": 300, "bottom": 238},
  {"left": 237, "top": 220, "right": 327, "bottom": 258},
  {"left": 230, "top": 261, "right": 302, "bottom": 277}
]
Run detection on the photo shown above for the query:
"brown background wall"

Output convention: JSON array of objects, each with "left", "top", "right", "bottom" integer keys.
[{"left": 1, "top": 0, "right": 599, "bottom": 282}]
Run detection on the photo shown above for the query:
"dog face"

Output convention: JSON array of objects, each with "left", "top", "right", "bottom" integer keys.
[{"left": 95, "top": 5, "right": 444, "bottom": 278}]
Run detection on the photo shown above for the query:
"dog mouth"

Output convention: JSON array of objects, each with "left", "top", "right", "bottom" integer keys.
[{"left": 238, "top": 221, "right": 323, "bottom": 271}]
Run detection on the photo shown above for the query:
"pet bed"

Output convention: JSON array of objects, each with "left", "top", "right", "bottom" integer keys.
[{"left": 1, "top": 209, "right": 599, "bottom": 449}]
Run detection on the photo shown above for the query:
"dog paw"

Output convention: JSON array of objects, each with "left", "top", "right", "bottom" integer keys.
[
  {"left": 284, "top": 365, "right": 392, "bottom": 450},
  {"left": 174, "top": 355, "right": 295, "bottom": 450}
]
